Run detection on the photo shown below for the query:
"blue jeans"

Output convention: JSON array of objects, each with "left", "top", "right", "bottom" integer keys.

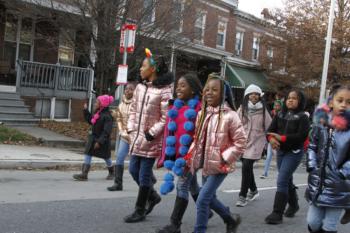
[
  {"left": 194, "top": 174, "right": 231, "bottom": 233},
  {"left": 129, "top": 155, "right": 155, "bottom": 187},
  {"left": 84, "top": 154, "right": 112, "bottom": 167},
  {"left": 177, "top": 172, "right": 200, "bottom": 200},
  {"left": 276, "top": 150, "right": 303, "bottom": 194},
  {"left": 115, "top": 139, "right": 130, "bottom": 166},
  {"left": 263, "top": 144, "right": 274, "bottom": 176},
  {"left": 307, "top": 203, "right": 343, "bottom": 232}
]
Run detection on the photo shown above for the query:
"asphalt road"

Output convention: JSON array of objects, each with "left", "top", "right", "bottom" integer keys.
[{"left": 0, "top": 167, "right": 348, "bottom": 233}]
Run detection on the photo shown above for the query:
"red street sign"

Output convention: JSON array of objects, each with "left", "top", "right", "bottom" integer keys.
[{"left": 120, "top": 24, "right": 137, "bottom": 54}]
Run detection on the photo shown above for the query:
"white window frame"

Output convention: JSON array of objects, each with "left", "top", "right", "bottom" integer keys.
[
  {"left": 194, "top": 10, "right": 206, "bottom": 44},
  {"left": 267, "top": 46, "right": 274, "bottom": 59},
  {"left": 143, "top": 0, "right": 156, "bottom": 25},
  {"left": 173, "top": 0, "right": 185, "bottom": 33},
  {"left": 252, "top": 36, "right": 260, "bottom": 61},
  {"left": 216, "top": 18, "right": 227, "bottom": 49},
  {"left": 58, "top": 28, "right": 76, "bottom": 66},
  {"left": 235, "top": 31, "right": 244, "bottom": 56}
]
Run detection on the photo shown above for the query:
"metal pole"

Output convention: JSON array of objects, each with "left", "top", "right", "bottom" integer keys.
[
  {"left": 114, "top": 28, "right": 129, "bottom": 157},
  {"left": 319, "top": 0, "right": 335, "bottom": 104}
]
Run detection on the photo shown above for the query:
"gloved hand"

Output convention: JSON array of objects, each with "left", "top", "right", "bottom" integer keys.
[{"left": 145, "top": 131, "right": 155, "bottom": 141}]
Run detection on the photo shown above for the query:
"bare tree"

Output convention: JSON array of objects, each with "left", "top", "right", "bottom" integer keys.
[
  {"left": 5, "top": 0, "right": 221, "bottom": 94},
  {"left": 260, "top": 0, "right": 350, "bottom": 96}
]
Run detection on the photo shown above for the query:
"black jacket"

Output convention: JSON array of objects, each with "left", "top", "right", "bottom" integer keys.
[
  {"left": 268, "top": 111, "right": 310, "bottom": 152},
  {"left": 83, "top": 108, "right": 113, "bottom": 159}
]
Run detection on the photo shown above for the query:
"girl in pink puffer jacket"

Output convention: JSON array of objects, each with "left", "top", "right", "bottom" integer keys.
[
  {"left": 124, "top": 49, "right": 173, "bottom": 223},
  {"left": 188, "top": 74, "right": 247, "bottom": 233}
]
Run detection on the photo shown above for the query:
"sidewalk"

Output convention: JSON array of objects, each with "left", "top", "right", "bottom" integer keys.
[
  {"left": 11, "top": 126, "right": 85, "bottom": 148},
  {"left": 0, "top": 144, "right": 275, "bottom": 170},
  {"left": 0, "top": 144, "right": 108, "bottom": 169}
]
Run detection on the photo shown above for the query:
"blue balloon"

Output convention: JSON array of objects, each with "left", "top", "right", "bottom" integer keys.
[
  {"left": 167, "top": 121, "right": 177, "bottom": 132},
  {"left": 167, "top": 109, "right": 178, "bottom": 119},
  {"left": 180, "top": 134, "right": 192, "bottom": 146},
  {"left": 172, "top": 166, "right": 184, "bottom": 176},
  {"left": 165, "top": 146, "right": 176, "bottom": 157},
  {"left": 179, "top": 146, "right": 189, "bottom": 156},
  {"left": 174, "top": 99, "right": 184, "bottom": 109},
  {"left": 164, "top": 172, "right": 174, "bottom": 181},
  {"left": 188, "top": 98, "right": 199, "bottom": 109},
  {"left": 164, "top": 160, "right": 175, "bottom": 170},
  {"left": 166, "top": 136, "right": 176, "bottom": 146},
  {"left": 184, "top": 121, "right": 195, "bottom": 132},
  {"left": 160, "top": 181, "right": 174, "bottom": 195},
  {"left": 184, "top": 109, "right": 197, "bottom": 120},
  {"left": 175, "top": 158, "right": 186, "bottom": 167}
]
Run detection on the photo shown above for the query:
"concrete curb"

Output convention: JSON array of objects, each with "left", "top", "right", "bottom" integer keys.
[{"left": 0, "top": 159, "right": 274, "bottom": 170}]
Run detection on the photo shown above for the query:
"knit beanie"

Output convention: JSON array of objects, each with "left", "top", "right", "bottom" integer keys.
[
  {"left": 97, "top": 95, "right": 114, "bottom": 108},
  {"left": 244, "top": 84, "right": 263, "bottom": 97}
]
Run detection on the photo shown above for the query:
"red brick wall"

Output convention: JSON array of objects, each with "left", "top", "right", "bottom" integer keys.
[
  {"left": 70, "top": 99, "right": 86, "bottom": 122},
  {"left": 22, "top": 96, "right": 36, "bottom": 113}
]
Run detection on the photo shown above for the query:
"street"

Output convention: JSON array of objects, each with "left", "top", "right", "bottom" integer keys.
[{"left": 0, "top": 167, "right": 348, "bottom": 233}]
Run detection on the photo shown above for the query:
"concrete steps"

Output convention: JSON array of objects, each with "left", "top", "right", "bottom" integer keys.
[{"left": 0, "top": 91, "right": 38, "bottom": 126}]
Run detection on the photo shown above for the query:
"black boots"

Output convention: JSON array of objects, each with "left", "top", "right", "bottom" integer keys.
[
  {"left": 341, "top": 209, "right": 350, "bottom": 224},
  {"left": 156, "top": 197, "right": 189, "bottom": 233},
  {"left": 73, "top": 164, "right": 90, "bottom": 181},
  {"left": 145, "top": 187, "right": 162, "bottom": 215},
  {"left": 285, "top": 185, "right": 299, "bottom": 217},
  {"left": 265, "top": 192, "right": 288, "bottom": 224},
  {"left": 106, "top": 166, "right": 114, "bottom": 180},
  {"left": 107, "top": 165, "right": 124, "bottom": 191},
  {"left": 308, "top": 225, "right": 322, "bottom": 233},
  {"left": 224, "top": 213, "right": 241, "bottom": 233},
  {"left": 124, "top": 186, "right": 151, "bottom": 223}
]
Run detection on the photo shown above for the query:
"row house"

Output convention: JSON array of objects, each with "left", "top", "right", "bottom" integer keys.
[
  {"left": 0, "top": 0, "right": 283, "bottom": 124},
  {"left": 167, "top": 0, "right": 283, "bottom": 104},
  {"left": 0, "top": 0, "right": 94, "bottom": 124}
]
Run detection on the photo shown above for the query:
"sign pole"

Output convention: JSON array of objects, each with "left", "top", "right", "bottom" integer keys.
[{"left": 319, "top": 0, "right": 335, "bottom": 104}]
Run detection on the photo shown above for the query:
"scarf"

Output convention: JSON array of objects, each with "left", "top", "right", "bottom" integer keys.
[{"left": 248, "top": 101, "right": 263, "bottom": 114}]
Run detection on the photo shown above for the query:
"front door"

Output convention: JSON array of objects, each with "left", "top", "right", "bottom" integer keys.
[{"left": 0, "top": 13, "right": 34, "bottom": 88}]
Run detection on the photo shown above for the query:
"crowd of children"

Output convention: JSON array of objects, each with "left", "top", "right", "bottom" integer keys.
[{"left": 73, "top": 48, "right": 350, "bottom": 233}]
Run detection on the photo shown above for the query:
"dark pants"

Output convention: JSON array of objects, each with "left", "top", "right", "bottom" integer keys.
[
  {"left": 276, "top": 150, "right": 303, "bottom": 194},
  {"left": 129, "top": 155, "right": 155, "bottom": 187},
  {"left": 239, "top": 158, "right": 257, "bottom": 198}
]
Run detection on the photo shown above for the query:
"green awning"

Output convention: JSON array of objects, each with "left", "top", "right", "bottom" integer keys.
[{"left": 225, "top": 63, "right": 271, "bottom": 91}]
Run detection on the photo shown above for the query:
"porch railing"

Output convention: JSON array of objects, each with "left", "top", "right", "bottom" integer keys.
[{"left": 16, "top": 60, "right": 94, "bottom": 99}]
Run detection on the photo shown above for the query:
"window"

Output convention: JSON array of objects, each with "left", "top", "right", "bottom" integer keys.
[
  {"left": 235, "top": 31, "right": 244, "bottom": 56},
  {"left": 216, "top": 20, "right": 227, "bottom": 48},
  {"left": 252, "top": 36, "right": 260, "bottom": 61},
  {"left": 267, "top": 46, "right": 274, "bottom": 69},
  {"left": 58, "top": 28, "right": 75, "bottom": 66},
  {"left": 173, "top": 0, "right": 184, "bottom": 32},
  {"left": 194, "top": 11, "right": 206, "bottom": 42},
  {"left": 143, "top": 0, "right": 155, "bottom": 24},
  {"left": 4, "top": 15, "right": 33, "bottom": 69}
]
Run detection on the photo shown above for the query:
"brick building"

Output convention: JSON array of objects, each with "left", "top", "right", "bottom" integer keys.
[{"left": 0, "top": 0, "right": 283, "bottom": 123}]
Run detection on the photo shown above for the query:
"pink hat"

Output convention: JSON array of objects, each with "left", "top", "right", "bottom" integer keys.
[{"left": 97, "top": 95, "right": 114, "bottom": 108}]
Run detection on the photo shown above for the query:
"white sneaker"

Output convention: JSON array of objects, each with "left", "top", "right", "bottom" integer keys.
[
  {"left": 247, "top": 190, "right": 259, "bottom": 202},
  {"left": 236, "top": 196, "right": 248, "bottom": 207},
  {"left": 260, "top": 174, "right": 267, "bottom": 179}
]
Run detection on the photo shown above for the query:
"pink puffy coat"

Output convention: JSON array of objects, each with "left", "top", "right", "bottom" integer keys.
[
  {"left": 189, "top": 103, "right": 247, "bottom": 176},
  {"left": 237, "top": 107, "right": 272, "bottom": 160},
  {"left": 127, "top": 76, "right": 173, "bottom": 158}
]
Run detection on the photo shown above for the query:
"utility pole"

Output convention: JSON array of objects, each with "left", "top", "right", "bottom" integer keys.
[{"left": 319, "top": 0, "right": 335, "bottom": 104}]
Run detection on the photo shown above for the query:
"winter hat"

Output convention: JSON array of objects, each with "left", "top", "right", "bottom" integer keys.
[
  {"left": 97, "top": 95, "right": 114, "bottom": 108},
  {"left": 91, "top": 95, "right": 114, "bottom": 125},
  {"left": 244, "top": 84, "right": 263, "bottom": 97}
]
